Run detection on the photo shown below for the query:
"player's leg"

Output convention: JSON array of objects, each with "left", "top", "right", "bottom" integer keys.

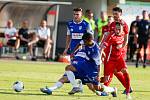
[
  {"left": 118, "top": 58, "right": 131, "bottom": 99},
  {"left": 40, "top": 76, "right": 68, "bottom": 95},
  {"left": 121, "top": 68, "right": 132, "bottom": 99},
  {"left": 136, "top": 41, "right": 142, "bottom": 68},
  {"left": 143, "top": 41, "right": 148, "bottom": 68},
  {"left": 65, "top": 65, "right": 78, "bottom": 87},
  {"left": 103, "top": 60, "right": 115, "bottom": 86},
  {"left": 65, "top": 64, "right": 83, "bottom": 94},
  {"left": 114, "top": 71, "right": 126, "bottom": 88}
]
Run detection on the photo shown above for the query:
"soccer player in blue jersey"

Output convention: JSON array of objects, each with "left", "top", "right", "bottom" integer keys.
[
  {"left": 63, "top": 7, "right": 93, "bottom": 55},
  {"left": 40, "top": 33, "right": 117, "bottom": 97}
]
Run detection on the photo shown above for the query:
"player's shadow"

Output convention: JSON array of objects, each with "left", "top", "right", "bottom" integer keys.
[
  {"left": 0, "top": 91, "right": 97, "bottom": 97},
  {"left": 0, "top": 91, "right": 45, "bottom": 96},
  {"left": 119, "top": 89, "right": 150, "bottom": 93},
  {"left": 52, "top": 94, "right": 97, "bottom": 97},
  {"left": 0, "top": 79, "right": 56, "bottom": 84}
]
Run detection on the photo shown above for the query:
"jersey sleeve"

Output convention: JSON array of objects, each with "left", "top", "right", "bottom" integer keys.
[
  {"left": 123, "top": 21, "right": 129, "bottom": 34},
  {"left": 86, "top": 23, "right": 94, "bottom": 35},
  {"left": 66, "top": 27, "right": 70, "bottom": 35},
  {"left": 90, "top": 50, "right": 101, "bottom": 65}
]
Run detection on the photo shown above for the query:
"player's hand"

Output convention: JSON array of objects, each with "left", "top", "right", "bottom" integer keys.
[
  {"left": 100, "top": 77, "right": 105, "bottom": 83},
  {"left": 70, "top": 53, "right": 74, "bottom": 60},
  {"left": 63, "top": 49, "right": 68, "bottom": 55}
]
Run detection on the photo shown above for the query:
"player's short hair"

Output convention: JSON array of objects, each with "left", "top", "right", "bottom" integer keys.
[
  {"left": 85, "top": 9, "right": 92, "bottom": 14},
  {"left": 73, "top": 7, "right": 82, "bottom": 12},
  {"left": 113, "top": 7, "right": 122, "bottom": 13},
  {"left": 82, "top": 33, "right": 93, "bottom": 41}
]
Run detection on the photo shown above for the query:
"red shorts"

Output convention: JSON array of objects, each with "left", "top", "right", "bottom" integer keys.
[{"left": 104, "top": 56, "right": 127, "bottom": 77}]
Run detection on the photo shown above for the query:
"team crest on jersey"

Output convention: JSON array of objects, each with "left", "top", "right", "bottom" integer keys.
[
  {"left": 79, "top": 26, "right": 82, "bottom": 30},
  {"left": 88, "top": 51, "right": 90, "bottom": 55},
  {"left": 146, "top": 25, "right": 149, "bottom": 29}
]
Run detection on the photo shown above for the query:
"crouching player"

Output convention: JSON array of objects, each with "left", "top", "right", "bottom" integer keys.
[{"left": 40, "top": 33, "right": 117, "bottom": 97}]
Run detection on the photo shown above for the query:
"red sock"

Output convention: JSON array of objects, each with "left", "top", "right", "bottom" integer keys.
[
  {"left": 123, "top": 73, "right": 130, "bottom": 94},
  {"left": 115, "top": 72, "right": 126, "bottom": 88}
]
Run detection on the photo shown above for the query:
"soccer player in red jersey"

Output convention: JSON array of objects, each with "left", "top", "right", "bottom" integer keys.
[
  {"left": 101, "top": 7, "right": 132, "bottom": 99},
  {"left": 101, "top": 15, "right": 129, "bottom": 95}
]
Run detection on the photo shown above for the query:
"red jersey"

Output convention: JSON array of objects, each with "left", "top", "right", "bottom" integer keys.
[
  {"left": 100, "top": 25, "right": 111, "bottom": 48},
  {"left": 104, "top": 20, "right": 129, "bottom": 61},
  {"left": 101, "top": 25, "right": 111, "bottom": 59}
]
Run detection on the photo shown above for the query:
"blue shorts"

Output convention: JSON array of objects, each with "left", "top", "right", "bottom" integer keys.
[{"left": 71, "top": 60, "right": 99, "bottom": 85}]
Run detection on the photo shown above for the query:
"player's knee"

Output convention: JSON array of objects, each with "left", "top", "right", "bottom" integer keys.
[
  {"left": 65, "top": 65, "right": 71, "bottom": 71},
  {"left": 121, "top": 68, "right": 128, "bottom": 74}
]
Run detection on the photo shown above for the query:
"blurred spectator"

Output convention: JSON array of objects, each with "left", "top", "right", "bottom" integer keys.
[
  {"left": 83, "top": 9, "right": 96, "bottom": 31},
  {"left": 101, "top": 16, "right": 114, "bottom": 42},
  {"left": 28, "top": 20, "right": 52, "bottom": 61},
  {"left": 96, "top": 11, "right": 108, "bottom": 43},
  {"left": 136, "top": 10, "right": 150, "bottom": 68},
  {"left": 4, "top": 19, "right": 18, "bottom": 57},
  {"left": 127, "top": 15, "right": 140, "bottom": 61},
  {"left": 15, "top": 20, "right": 32, "bottom": 59}
]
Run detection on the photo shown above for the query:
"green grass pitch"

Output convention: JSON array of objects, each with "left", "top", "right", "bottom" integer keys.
[{"left": 0, "top": 59, "right": 149, "bottom": 100}]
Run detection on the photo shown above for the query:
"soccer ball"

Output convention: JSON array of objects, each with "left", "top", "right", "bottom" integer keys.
[
  {"left": 12, "top": 81, "right": 24, "bottom": 92},
  {"left": 22, "top": 56, "right": 27, "bottom": 60}
]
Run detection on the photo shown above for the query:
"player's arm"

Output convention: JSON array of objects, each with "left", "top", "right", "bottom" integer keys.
[
  {"left": 86, "top": 23, "right": 94, "bottom": 35},
  {"left": 122, "top": 33, "right": 129, "bottom": 48},
  {"left": 122, "top": 22, "right": 129, "bottom": 48},
  {"left": 117, "top": 22, "right": 129, "bottom": 49},
  {"left": 70, "top": 43, "right": 81, "bottom": 59},
  {"left": 72, "top": 40, "right": 83, "bottom": 54},
  {"left": 18, "top": 30, "right": 28, "bottom": 42},
  {"left": 63, "top": 28, "right": 71, "bottom": 55},
  {"left": 20, "top": 35, "right": 28, "bottom": 42}
]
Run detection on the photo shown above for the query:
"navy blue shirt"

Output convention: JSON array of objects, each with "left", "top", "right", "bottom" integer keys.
[
  {"left": 18, "top": 28, "right": 29, "bottom": 39},
  {"left": 137, "top": 19, "right": 150, "bottom": 40}
]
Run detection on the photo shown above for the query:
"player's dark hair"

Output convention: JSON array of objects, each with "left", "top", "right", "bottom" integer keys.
[
  {"left": 73, "top": 7, "right": 82, "bottom": 12},
  {"left": 85, "top": 9, "right": 92, "bottom": 14},
  {"left": 82, "top": 33, "right": 93, "bottom": 40},
  {"left": 113, "top": 7, "right": 122, "bottom": 13}
]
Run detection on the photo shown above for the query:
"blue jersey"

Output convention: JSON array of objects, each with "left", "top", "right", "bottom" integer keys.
[
  {"left": 67, "top": 19, "right": 93, "bottom": 52},
  {"left": 73, "top": 41, "right": 101, "bottom": 66},
  {"left": 71, "top": 41, "right": 100, "bottom": 85}
]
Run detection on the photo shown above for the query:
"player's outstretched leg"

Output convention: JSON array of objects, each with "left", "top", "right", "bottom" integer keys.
[
  {"left": 40, "top": 77, "right": 65, "bottom": 95},
  {"left": 40, "top": 86, "right": 52, "bottom": 95}
]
